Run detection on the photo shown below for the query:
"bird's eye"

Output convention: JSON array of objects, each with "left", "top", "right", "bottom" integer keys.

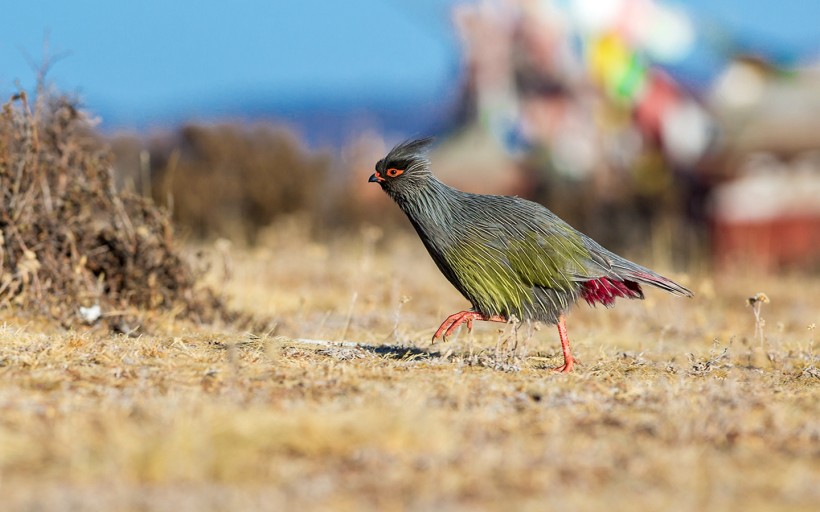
[{"left": 386, "top": 168, "right": 404, "bottom": 178}]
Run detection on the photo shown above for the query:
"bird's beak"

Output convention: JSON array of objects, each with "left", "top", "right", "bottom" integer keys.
[{"left": 369, "top": 172, "right": 385, "bottom": 183}]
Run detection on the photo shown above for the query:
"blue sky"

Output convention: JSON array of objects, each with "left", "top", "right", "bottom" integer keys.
[
  {"left": 1, "top": 0, "right": 464, "bottom": 134},
  {"left": 664, "top": 0, "right": 820, "bottom": 88}
]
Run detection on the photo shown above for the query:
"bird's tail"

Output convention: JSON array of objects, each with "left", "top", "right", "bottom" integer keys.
[{"left": 612, "top": 258, "right": 694, "bottom": 298}]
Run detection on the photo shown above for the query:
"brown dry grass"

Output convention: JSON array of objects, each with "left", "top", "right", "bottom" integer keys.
[{"left": 0, "top": 220, "right": 818, "bottom": 511}]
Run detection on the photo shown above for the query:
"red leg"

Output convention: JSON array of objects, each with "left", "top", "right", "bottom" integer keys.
[
  {"left": 553, "top": 314, "right": 577, "bottom": 373},
  {"left": 432, "top": 311, "right": 507, "bottom": 343}
]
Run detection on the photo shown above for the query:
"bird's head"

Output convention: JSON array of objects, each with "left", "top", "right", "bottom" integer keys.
[{"left": 369, "top": 137, "right": 434, "bottom": 197}]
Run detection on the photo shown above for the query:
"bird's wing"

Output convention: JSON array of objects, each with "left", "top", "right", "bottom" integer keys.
[
  {"left": 459, "top": 195, "right": 616, "bottom": 290},
  {"left": 501, "top": 223, "right": 612, "bottom": 289},
  {"left": 465, "top": 196, "right": 692, "bottom": 298}
]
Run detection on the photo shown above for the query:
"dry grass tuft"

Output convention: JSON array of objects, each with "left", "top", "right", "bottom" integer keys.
[{"left": 0, "top": 91, "right": 237, "bottom": 328}]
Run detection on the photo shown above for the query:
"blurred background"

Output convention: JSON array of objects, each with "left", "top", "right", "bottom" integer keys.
[{"left": 3, "top": 0, "right": 819, "bottom": 271}]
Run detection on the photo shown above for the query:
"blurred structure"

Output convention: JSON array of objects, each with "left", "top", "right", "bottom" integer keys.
[{"left": 709, "top": 61, "right": 820, "bottom": 270}]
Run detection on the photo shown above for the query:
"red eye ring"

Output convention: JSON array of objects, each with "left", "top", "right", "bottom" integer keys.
[{"left": 386, "top": 168, "right": 404, "bottom": 178}]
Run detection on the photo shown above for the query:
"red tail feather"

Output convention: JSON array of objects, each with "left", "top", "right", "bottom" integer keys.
[{"left": 581, "top": 277, "right": 643, "bottom": 307}]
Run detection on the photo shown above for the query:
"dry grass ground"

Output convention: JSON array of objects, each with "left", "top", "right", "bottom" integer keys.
[{"left": 0, "top": 220, "right": 818, "bottom": 511}]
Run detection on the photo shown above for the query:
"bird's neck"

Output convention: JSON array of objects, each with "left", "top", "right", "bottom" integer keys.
[
  {"left": 390, "top": 177, "right": 461, "bottom": 235},
  {"left": 391, "top": 177, "right": 456, "bottom": 219}
]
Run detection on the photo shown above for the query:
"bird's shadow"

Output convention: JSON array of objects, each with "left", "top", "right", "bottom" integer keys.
[
  {"left": 269, "top": 335, "right": 446, "bottom": 361},
  {"left": 360, "top": 342, "right": 443, "bottom": 360}
]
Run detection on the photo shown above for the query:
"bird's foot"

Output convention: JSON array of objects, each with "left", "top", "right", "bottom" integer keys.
[
  {"left": 432, "top": 311, "right": 506, "bottom": 343},
  {"left": 551, "top": 356, "right": 579, "bottom": 374},
  {"left": 432, "top": 311, "right": 478, "bottom": 343}
]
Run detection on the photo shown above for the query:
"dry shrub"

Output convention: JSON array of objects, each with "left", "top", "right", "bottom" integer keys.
[
  {"left": 0, "top": 91, "right": 229, "bottom": 326},
  {"left": 144, "top": 124, "right": 331, "bottom": 243}
]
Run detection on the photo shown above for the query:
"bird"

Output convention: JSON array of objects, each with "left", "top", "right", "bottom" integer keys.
[{"left": 368, "top": 137, "right": 693, "bottom": 372}]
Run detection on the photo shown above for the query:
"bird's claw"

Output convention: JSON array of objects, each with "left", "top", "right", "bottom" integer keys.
[
  {"left": 431, "top": 311, "right": 509, "bottom": 343},
  {"left": 432, "top": 311, "right": 478, "bottom": 343}
]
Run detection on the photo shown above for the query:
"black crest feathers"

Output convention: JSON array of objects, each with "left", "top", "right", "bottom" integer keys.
[{"left": 378, "top": 137, "right": 434, "bottom": 173}]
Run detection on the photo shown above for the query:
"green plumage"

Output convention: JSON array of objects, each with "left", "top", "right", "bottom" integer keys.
[{"left": 443, "top": 219, "right": 589, "bottom": 321}]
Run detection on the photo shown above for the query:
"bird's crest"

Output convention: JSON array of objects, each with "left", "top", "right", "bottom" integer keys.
[{"left": 377, "top": 137, "right": 434, "bottom": 175}]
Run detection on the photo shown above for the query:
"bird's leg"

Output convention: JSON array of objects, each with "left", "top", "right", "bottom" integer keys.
[
  {"left": 553, "top": 314, "right": 578, "bottom": 373},
  {"left": 432, "top": 311, "right": 507, "bottom": 343}
]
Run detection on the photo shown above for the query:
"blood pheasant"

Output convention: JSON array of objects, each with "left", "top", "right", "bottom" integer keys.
[{"left": 369, "top": 138, "right": 693, "bottom": 372}]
